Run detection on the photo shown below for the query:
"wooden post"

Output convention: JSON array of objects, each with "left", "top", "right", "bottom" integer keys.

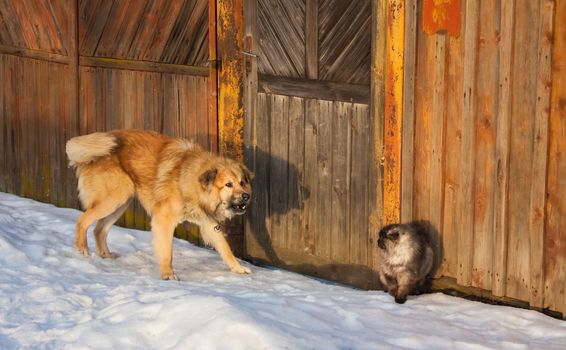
[
  {"left": 208, "top": 0, "right": 219, "bottom": 152},
  {"left": 383, "top": 0, "right": 405, "bottom": 225},
  {"left": 216, "top": 0, "right": 244, "bottom": 161}
]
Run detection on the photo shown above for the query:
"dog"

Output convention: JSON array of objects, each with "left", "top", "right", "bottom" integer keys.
[
  {"left": 377, "top": 221, "right": 434, "bottom": 303},
  {"left": 66, "top": 129, "right": 253, "bottom": 280}
]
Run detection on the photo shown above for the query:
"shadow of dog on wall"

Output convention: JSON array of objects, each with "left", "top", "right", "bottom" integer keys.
[{"left": 243, "top": 146, "right": 310, "bottom": 267}]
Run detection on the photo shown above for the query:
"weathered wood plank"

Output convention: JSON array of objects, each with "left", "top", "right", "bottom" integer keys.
[
  {"left": 429, "top": 34, "right": 446, "bottom": 243},
  {"left": 318, "top": 0, "right": 372, "bottom": 84},
  {"left": 302, "top": 99, "right": 318, "bottom": 255},
  {"left": 369, "top": 0, "right": 385, "bottom": 275},
  {"left": 79, "top": 56, "right": 209, "bottom": 76},
  {"left": 258, "top": 74, "right": 370, "bottom": 104},
  {"left": 257, "top": 0, "right": 305, "bottom": 78},
  {"left": 383, "top": 0, "right": 404, "bottom": 225},
  {"left": 492, "top": 0, "right": 515, "bottom": 297},
  {"left": 400, "top": 0, "right": 417, "bottom": 223},
  {"left": 245, "top": 93, "right": 275, "bottom": 262},
  {"left": 269, "top": 94, "right": 289, "bottom": 249},
  {"left": 528, "top": 0, "right": 555, "bottom": 309},
  {"left": 305, "top": 0, "right": 318, "bottom": 79},
  {"left": 349, "top": 104, "right": 369, "bottom": 265},
  {"left": 0, "top": 44, "right": 69, "bottom": 64},
  {"left": 545, "top": 0, "right": 566, "bottom": 315},
  {"left": 506, "top": 0, "right": 541, "bottom": 302},
  {"left": 286, "top": 97, "right": 305, "bottom": 252},
  {"left": 457, "top": 0, "right": 479, "bottom": 287},
  {"left": 330, "top": 102, "right": 350, "bottom": 263},
  {"left": 471, "top": 0, "right": 499, "bottom": 291},
  {"left": 412, "top": 26, "right": 432, "bottom": 223},
  {"left": 316, "top": 100, "right": 332, "bottom": 258},
  {"left": 78, "top": 0, "right": 114, "bottom": 56}
]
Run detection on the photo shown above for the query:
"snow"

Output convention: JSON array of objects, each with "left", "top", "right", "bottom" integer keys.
[{"left": 0, "top": 192, "right": 564, "bottom": 350}]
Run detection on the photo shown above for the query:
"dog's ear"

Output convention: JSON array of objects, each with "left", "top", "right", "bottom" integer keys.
[
  {"left": 240, "top": 164, "right": 254, "bottom": 183},
  {"left": 199, "top": 168, "right": 218, "bottom": 188}
]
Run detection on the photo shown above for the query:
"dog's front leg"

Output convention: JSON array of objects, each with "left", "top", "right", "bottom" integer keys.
[
  {"left": 201, "top": 223, "right": 251, "bottom": 274},
  {"left": 151, "top": 211, "right": 179, "bottom": 280}
]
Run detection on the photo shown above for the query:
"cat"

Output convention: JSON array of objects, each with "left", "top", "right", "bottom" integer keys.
[{"left": 377, "top": 221, "right": 435, "bottom": 304}]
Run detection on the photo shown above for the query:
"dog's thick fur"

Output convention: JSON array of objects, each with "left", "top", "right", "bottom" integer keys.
[
  {"left": 66, "top": 129, "right": 253, "bottom": 280},
  {"left": 377, "top": 221, "right": 434, "bottom": 304}
]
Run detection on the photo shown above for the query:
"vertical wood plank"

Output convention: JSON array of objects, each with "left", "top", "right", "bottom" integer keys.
[
  {"left": 370, "top": 0, "right": 386, "bottom": 276},
  {"left": 412, "top": 23, "right": 431, "bottom": 223},
  {"left": 217, "top": 0, "right": 244, "bottom": 161},
  {"left": 303, "top": 99, "right": 318, "bottom": 255},
  {"left": 269, "top": 94, "right": 289, "bottom": 249},
  {"left": 492, "top": 0, "right": 515, "bottom": 297},
  {"left": 287, "top": 97, "right": 305, "bottom": 252},
  {"left": 349, "top": 104, "right": 369, "bottom": 265},
  {"left": 545, "top": 0, "right": 566, "bottom": 314},
  {"left": 316, "top": 100, "right": 332, "bottom": 258},
  {"left": 243, "top": 0, "right": 258, "bottom": 256},
  {"left": 401, "top": 0, "right": 417, "bottom": 223},
  {"left": 330, "top": 102, "right": 350, "bottom": 263},
  {"left": 471, "top": 0, "right": 499, "bottom": 291},
  {"left": 383, "top": 0, "right": 404, "bottom": 225},
  {"left": 209, "top": 0, "right": 219, "bottom": 152},
  {"left": 429, "top": 33, "right": 446, "bottom": 239},
  {"left": 506, "top": 0, "right": 541, "bottom": 302},
  {"left": 457, "top": 0, "right": 479, "bottom": 287},
  {"left": 528, "top": 0, "right": 554, "bottom": 309}
]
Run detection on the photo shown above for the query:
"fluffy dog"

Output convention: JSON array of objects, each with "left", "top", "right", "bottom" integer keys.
[
  {"left": 377, "top": 221, "right": 434, "bottom": 303},
  {"left": 66, "top": 129, "right": 253, "bottom": 280}
]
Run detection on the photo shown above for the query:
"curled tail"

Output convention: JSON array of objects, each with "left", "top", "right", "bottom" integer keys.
[{"left": 66, "top": 132, "right": 118, "bottom": 166}]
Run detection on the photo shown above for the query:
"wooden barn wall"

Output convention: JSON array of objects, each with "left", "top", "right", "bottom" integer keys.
[
  {"left": 0, "top": 0, "right": 213, "bottom": 245},
  {"left": 405, "top": 0, "right": 564, "bottom": 313},
  {"left": 245, "top": 0, "right": 379, "bottom": 288}
]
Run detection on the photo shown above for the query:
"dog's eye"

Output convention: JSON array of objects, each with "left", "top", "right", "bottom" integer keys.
[
  {"left": 240, "top": 181, "right": 245, "bottom": 186},
  {"left": 225, "top": 182, "right": 233, "bottom": 188},
  {"left": 389, "top": 232, "right": 399, "bottom": 240}
]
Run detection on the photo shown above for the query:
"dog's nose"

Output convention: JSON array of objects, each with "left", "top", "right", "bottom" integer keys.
[{"left": 242, "top": 193, "right": 250, "bottom": 201}]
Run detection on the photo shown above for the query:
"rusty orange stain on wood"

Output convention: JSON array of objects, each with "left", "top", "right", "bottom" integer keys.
[
  {"left": 216, "top": 0, "right": 244, "bottom": 161},
  {"left": 423, "top": 0, "right": 461, "bottom": 37},
  {"left": 383, "top": 0, "right": 404, "bottom": 225}
]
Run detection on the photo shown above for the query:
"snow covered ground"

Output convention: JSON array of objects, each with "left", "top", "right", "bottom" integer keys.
[{"left": 0, "top": 192, "right": 565, "bottom": 350}]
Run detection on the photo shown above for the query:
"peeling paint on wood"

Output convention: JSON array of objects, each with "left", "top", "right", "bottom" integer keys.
[{"left": 383, "top": 0, "right": 404, "bottom": 225}]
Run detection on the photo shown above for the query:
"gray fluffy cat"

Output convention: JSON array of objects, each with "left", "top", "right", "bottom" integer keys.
[{"left": 377, "top": 221, "right": 434, "bottom": 304}]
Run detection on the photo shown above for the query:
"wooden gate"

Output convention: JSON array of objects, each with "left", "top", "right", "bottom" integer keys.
[{"left": 243, "top": 0, "right": 381, "bottom": 288}]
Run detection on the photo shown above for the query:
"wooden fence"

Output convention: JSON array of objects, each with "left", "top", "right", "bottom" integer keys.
[
  {"left": 401, "top": 0, "right": 565, "bottom": 315},
  {"left": 0, "top": 0, "right": 215, "bottom": 244},
  {"left": 0, "top": 0, "right": 565, "bottom": 317}
]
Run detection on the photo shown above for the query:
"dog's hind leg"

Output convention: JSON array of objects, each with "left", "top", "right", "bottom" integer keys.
[
  {"left": 93, "top": 200, "right": 131, "bottom": 258},
  {"left": 76, "top": 200, "right": 126, "bottom": 256}
]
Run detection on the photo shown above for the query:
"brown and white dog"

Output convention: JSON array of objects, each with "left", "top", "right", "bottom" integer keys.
[{"left": 66, "top": 129, "right": 253, "bottom": 280}]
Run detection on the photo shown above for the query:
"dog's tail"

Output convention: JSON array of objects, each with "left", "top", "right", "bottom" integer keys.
[{"left": 66, "top": 132, "right": 118, "bottom": 166}]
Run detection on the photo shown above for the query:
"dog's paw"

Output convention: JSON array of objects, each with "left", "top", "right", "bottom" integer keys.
[
  {"left": 161, "top": 272, "right": 179, "bottom": 281},
  {"left": 231, "top": 265, "right": 252, "bottom": 274},
  {"left": 97, "top": 251, "right": 119, "bottom": 259},
  {"left": 76, "top": 246, "right": 90, "bottom": 257}
]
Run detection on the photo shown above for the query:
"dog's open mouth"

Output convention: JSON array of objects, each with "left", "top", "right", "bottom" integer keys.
[{"left": 231, "top": 203, "right": 247, "bottom": 213}]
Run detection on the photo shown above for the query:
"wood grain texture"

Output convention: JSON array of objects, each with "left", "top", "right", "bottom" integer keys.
[
  {"left": 492, "top": 0, "right": 515, "bottom": 297},
  {"left": 471, "top": 0, "right": 499, "bottom": 291},
  {"left": 318, "top": 0, "right": 371, "bottom": 84},
  {"left": 257, "top": 0, "right": 305, "bottom": 78},
  {"left": 545, "top": 0, "right": 566, "bottom": 314},
  {"left": 79, "top": 0, "right": 209, "bottom": 66}
]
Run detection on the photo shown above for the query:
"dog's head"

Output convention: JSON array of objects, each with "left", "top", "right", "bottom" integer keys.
[{"left": 199, "top": 160, "right": 253, "bottom": 221}]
